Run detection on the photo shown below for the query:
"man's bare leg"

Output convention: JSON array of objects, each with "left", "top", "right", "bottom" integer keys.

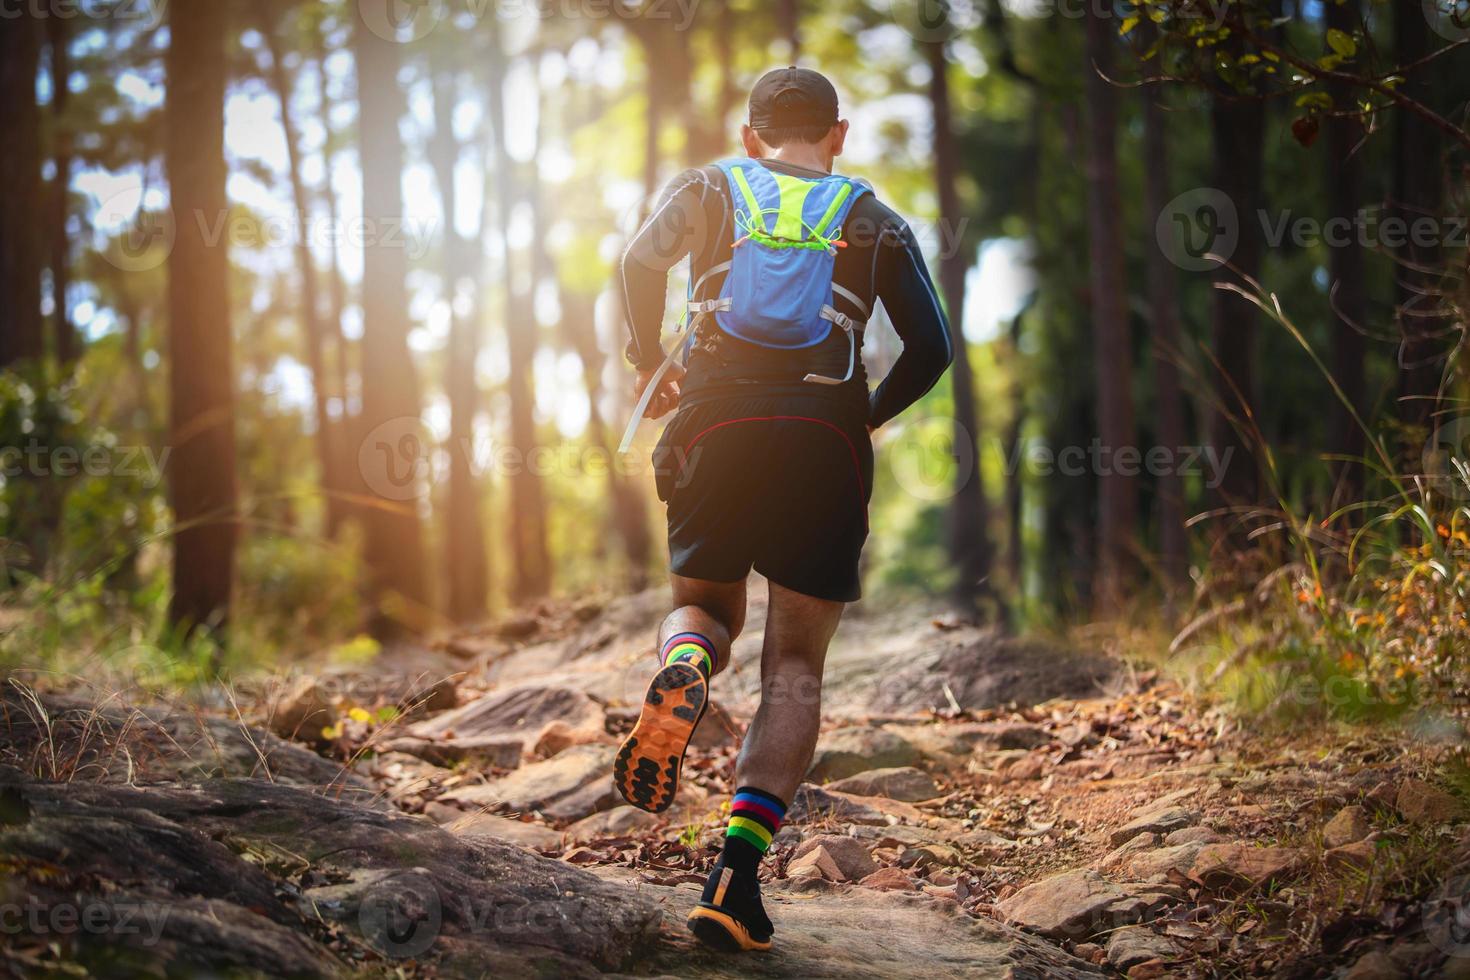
[
  {"left": 736, "top": 580, "right": 844, "bottom": 801},
  {"left": 615, "top": 575, "right": 745, "bottom": 813},
  {"left": 688, "top": 579, "right": 845, "bottom": 952},
  {"left": 659, "top": 574, "right": 747, "bottom": 675}
]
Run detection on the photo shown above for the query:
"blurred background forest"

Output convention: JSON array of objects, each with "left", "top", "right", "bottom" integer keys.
[{"left": 1, "top": 0, "right": 1468, "bottom": 719}]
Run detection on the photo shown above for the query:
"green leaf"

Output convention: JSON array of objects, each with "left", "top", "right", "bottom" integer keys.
[
  {"left": 1296, "top": 91, "right": 1335, "bottom": 110},
  {"left": 1327, "top": 27, "right": 1357, "bottom": 58},
  {"left": 1120, "top": 15, "right": 1139, "bottom": 35},
  {"left": 1318, "top": 53, "right": 1343, "bottom": 71}
]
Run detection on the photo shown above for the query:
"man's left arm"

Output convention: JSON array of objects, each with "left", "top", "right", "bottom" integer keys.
[{"left": 619, "top": 170, "right": 713, "bottom": 416}]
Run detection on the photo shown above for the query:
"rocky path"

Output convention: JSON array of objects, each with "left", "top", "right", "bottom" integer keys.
[{"left": 5, "top": 586, "right": 1469, "bottom": 977}]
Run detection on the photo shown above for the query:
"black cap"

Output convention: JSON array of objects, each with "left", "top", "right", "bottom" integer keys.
[{"left": 748, "top": 66, "right": 839, "bottom": 131}]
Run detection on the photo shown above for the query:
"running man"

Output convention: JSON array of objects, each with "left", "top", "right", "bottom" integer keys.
[{"left": 614, "top": 66, "right": 954, "bottom": 952}]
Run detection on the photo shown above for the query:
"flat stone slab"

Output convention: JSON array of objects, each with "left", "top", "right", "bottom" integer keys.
[{"left": 589, "top": 866, "right": 1101, "bottom": 979}]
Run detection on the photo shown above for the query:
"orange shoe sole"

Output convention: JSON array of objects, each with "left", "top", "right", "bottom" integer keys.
[
  {"left": 688, "top": 906, "right": 773, "bottom": 952},
  {"left": 613, "top": 660, "right": 707, "bottom": 813}
]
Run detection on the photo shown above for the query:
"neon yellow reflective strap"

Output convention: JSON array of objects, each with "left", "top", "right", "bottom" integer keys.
[
  {"left": 810, "top": 182, "right": 852, "bottom": 238},
  {"left": 729, "top": 166, "right": 765, "bottom": 232},
  {"left": 771, "top": 173, "right": 817, "bottom": 241}
]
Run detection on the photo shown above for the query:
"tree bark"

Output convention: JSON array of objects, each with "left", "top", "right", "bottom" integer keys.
[
  {"left": 1324, "top": 0, "right": 1368, "bottom": 512},
  {"left": 1083, "top": 2, "right": 1138, "bottom": 605},
  {"left": 49, "top": 16, "right": 77, "bottom": 366},
  {"left": 1208, "top": 94, "right": 1265, "bottom": 516},
  {"left": 260, "top": 4, "right": 343, "bottom": 538},
  {"left": 488, "top": 27, "right": 551, "bottom": 601},
  {"left": 429, "top": 71, "right": 489, "bottom": 623},
  {"left": 165, "top": 0, "right": 239, "bottom": 635},
  {"left": 0, "top": 17, "right": 43, "bottom": 367},
  {"left": 1393, "top": 0, "right": 1446, "bottom": 431},
  {"left": 1138, "top": 26, "right": 1188, "bottom": 597},
  {"left": 926, "top": 39, "right": 995, "bottom": 609},
  {"left": 353, "top": 13, "right": 431, "bottom": 635},
  {"left": 777, "top": 0, "right": 801, "bottom": 57}
]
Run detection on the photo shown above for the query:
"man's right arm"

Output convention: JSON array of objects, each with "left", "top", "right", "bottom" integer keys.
[
  {"left": 867, "top": 219, "right": 955, "bottom": 428},
  {"left": 619, "top": 168, "right": 715, "bottom": 370}
]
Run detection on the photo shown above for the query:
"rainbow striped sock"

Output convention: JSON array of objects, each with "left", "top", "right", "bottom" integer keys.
[
  {"left": 662, "top": 631, "right": 714, "bottom": 679},
  {"left": 724, "top": 787, "right": 786, "bottom": 865}
]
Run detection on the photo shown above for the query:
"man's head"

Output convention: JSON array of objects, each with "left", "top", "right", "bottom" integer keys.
[{"left": 741, "top": 66, "right": 848, "bottom": 169}]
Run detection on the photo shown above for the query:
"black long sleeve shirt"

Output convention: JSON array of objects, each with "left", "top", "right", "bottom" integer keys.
[{"left": 620, "top": 159, "right": 954, "bottom": 428}]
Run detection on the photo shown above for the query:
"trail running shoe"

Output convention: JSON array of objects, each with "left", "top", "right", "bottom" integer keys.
[
  {"left": 613, "top": 660, "right": 707, "bottom": 813},
  {"left": 687, "top": 862, "right": 773, "bottom": 952}
]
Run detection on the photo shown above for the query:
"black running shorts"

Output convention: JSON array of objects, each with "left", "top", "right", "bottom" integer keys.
[{"left": 652, "top": 393, "right": 873, "bottom": 603}]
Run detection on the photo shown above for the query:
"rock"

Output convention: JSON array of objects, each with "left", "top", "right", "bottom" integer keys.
[
  {"left": 437, "top": 744, "right": 618, "bottom": 822},
  {"left": 565, "top": 806, "right": 662, "bottom": 840},
  {"left": 444, "top": 812, "right": 563, "bottom": 850},
  {"left": 0, "top": 774, "right": 659, "bottom": 974},
  {"left": 1326, "top": 839, "right": 1378, "bottom": 871},
  {"left": 1344, "top": 950, "right": 1407, "bottom": 980},
  {"left": 590, "top": 863, "right": 1100, "bottom": 979},
  {"left": 381, "top": 734, "right": 523, "bottom": 770},
  {"left": 1189, "top": 843, "right": 1305, "bottom": 893},
  {"left": 899, "top": 843, "right": 962, "bottom": 871},
  {"left": 408, "top": 684, "right": 606, "bottom": 759},
  {"left": 1125, "top": 842, "right": 1207, "bottom": 881},
  {"left": 533, "top": 720, "right": 613, "bottom": 759},
  {"left": 1107, "top": 926, "right": 1175, "bottom": 971},
  {"left": 1163, "top": 826, "right": 1222, "bottom": 846},
  {"left": 826, "top": 766, "right": 941, "bottom": 802},
  {"left": 997, "top": 870, "right": 1148, "bottom": 941},
  {"left": 268, "top": 676, "right": 336, "bottom": 743},
  {"left": 789, "top": 846, "right": 847, "bottom": 882},
  {"left": 1006, "top": 754, "right": 1048, "bottom": 780},
  {"left": 793, "top": 834, "right": 879, "bottom": 881},
  {"left": 1396, "top": 778, "right": 1463, "bottom": 825},
  {"left": 808, "top": 727, "right": 922, "bottom": 782},
  {"left": 399, "top": 675, "right": 459, "bottom": 716},
  {"left": 1109, "top": 806, "right": 1198, "bottom": 847},
  {"left": 977, "top": 721, "right": 1053, "bottom": 750},
  {"left": 858, "top": 867, "right": 917, "bottom": 891},
  {"left": 1324, "top": 805, "right": 1373, "bottom": 848},
  {"left": 862, "top": 634, "right": 1114, "bottom": 714},
  {"left": 1099, "top": 832, "right": 1160, "bottom": 872},
  {"left": 788, "top": 784, "right": 909, "bottom": 826},
  {"left": 689, "top": 700, "right": 739, "bottom": 749}
]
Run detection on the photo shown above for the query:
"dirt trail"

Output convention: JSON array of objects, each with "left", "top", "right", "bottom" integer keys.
[{"left": 4, "top": 586, "right": 1468, "bottom": 978}]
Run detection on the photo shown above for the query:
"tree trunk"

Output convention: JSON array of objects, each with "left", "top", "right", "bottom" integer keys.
[
  {"left": 1394, "top": 0, "right": 1446, "bottom": 431},
  {"left": 429, "top": 71, "right": 489, "bottom": 623},
  {"left": 260, "top": 4, "right": 342, "bottom": 538},
  {"left": 560, "top": 288, "right": 652, "bottom": 590},
  {"left": 1138, "top": 27, "right": 1188, "bottom": 598},
  {"left": 926, "top": 39, "right": 995, "bottom": 609},
  {"left": 1208, "top": 94, "right": 1265, "bottom": 516},
  {"left": 1324, "top": 0, "right": 1368, "bottom": 512},
  {"left": 1082, "top": 3, "right": 1138, "bottom": 606},
  {"left": 49, "top": 16, "right": 77, "bottom": 367},
  {"left": 488, "top": 28, "right": 551, "bottom": 601},
  {"left": 165, "top": 0, "right": 238, "bottom": 635},
  {"left": 353, "top": 13, "right": 431, "bottom": 635},
  {"left": 777, "top": 0, "right": 801, "bottom": 57},
  {"left": 0, "top": 17, "right": 43, "bottom": 367}
]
